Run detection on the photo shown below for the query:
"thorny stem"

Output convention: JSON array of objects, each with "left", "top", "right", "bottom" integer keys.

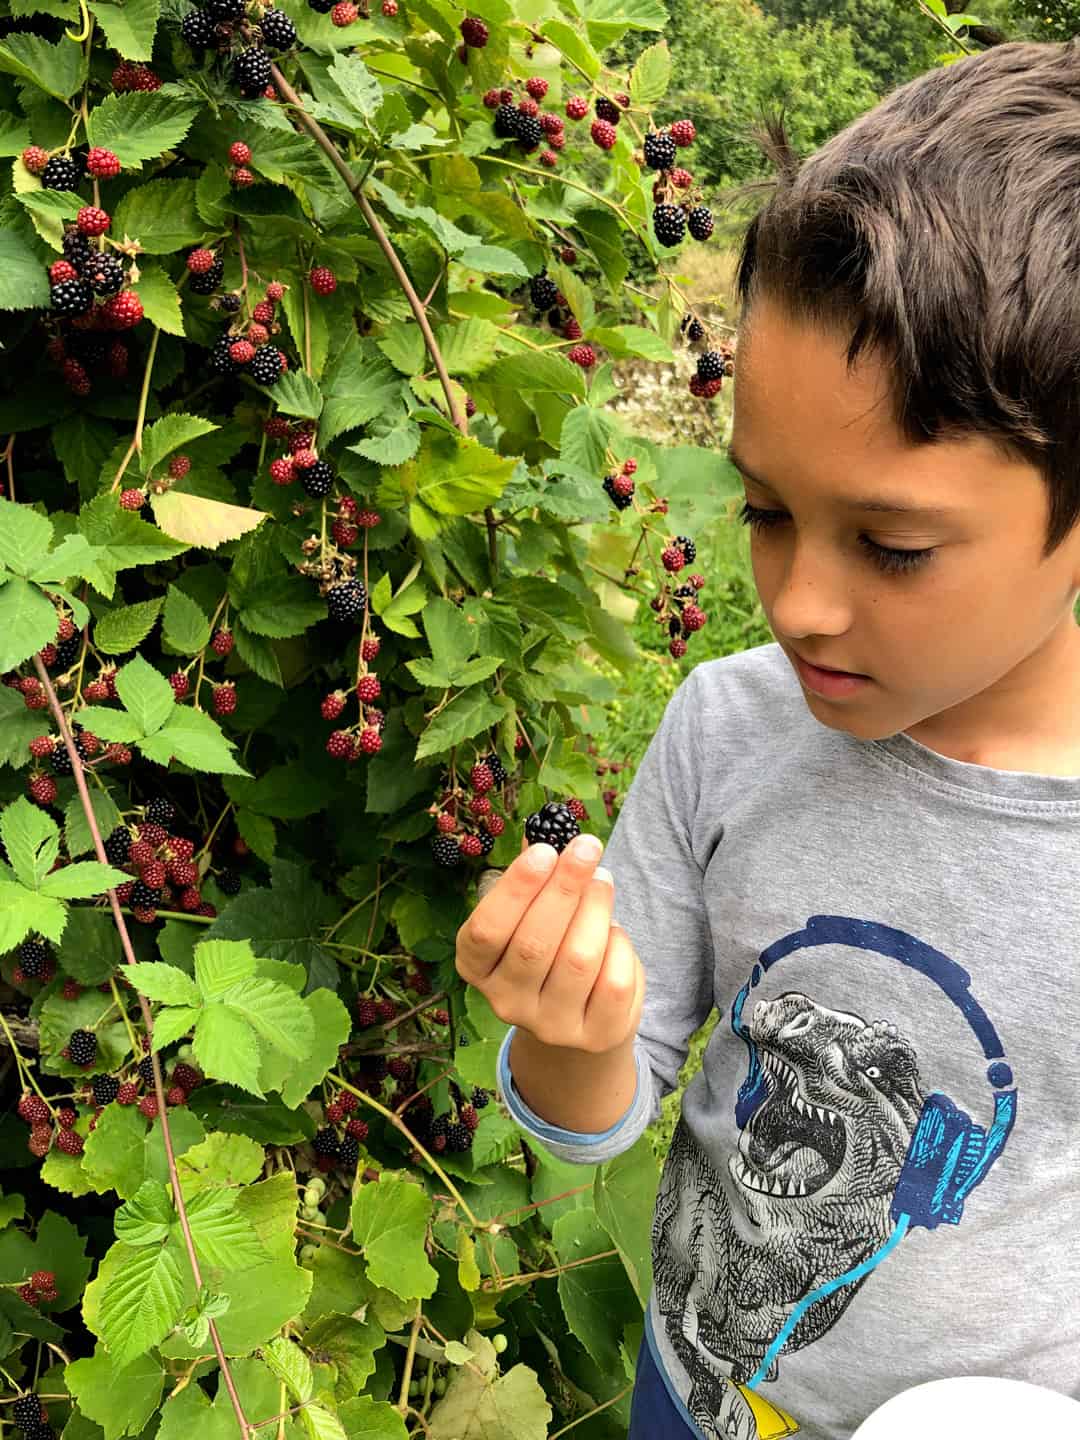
[
  {"left": 395, "top": 1303, "right": 423, "bottom": 1416},
  {"left": 31, "top": 656, "right": 252, "bottom": 1440},
  {"left": 481, "top": 1247, "right": 620, "bottom": 1290}
]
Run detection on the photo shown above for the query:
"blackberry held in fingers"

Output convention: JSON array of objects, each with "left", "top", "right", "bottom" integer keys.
[{"left": 524, "top": 800, "right": 580, "bottom": 852}]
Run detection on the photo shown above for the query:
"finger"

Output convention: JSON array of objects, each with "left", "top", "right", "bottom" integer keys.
[
  {"left": 527, "top": 871, "right": 615, "bottom": 1043},
  {"left": 582, "top": 922, "right": 643, "bottom": 1051},
  {"left": 456, "top": 837, "right": 562, "bottom": 983},
  {"left": 493, "top": 833, "right": 606, "bottom": 995}
]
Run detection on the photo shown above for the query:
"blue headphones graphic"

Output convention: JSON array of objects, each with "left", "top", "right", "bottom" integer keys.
[{"left": 729, "top": 914, "right": 1018, "bottom": 1390}]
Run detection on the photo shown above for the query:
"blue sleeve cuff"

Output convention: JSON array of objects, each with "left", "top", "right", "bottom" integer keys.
[{"left": 495, "top": 1025, "right": 647, "bottom": 1150}]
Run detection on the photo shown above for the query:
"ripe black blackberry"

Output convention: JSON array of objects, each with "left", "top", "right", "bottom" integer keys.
[
  {"left": 687, "top": 206, "right": 714, "bottom": 242},
  {"left": 643, "top": 131, "right": 676, "bottom": 171},
  {"left": 13, "top": 1396, "right": 42, "bottom": 1430},
  {"left": 24, "top": 1425, "right": 55, "bottom": 1440},
  {"left": 653, "top": 204, "right": 686, "bottom": 247},
  {"left": 56, "top": 632, "right": 82, "bottom": 669},
  {"left": 63, "top": 227, "right": 92, "bottom": 263},
  {"left": 49, "top": 736, "right": 84, "bottom": 774},
  {"left": 260, "top": 8, "right": 297, "bottom": 48},
  {"left": 308, "top": 0, "right": 335, "bottom": 10},
  {"left": 220, "top": 292, "right": 242, "bottom": 312},
  {"left": 92, "top": 1073, "right": 121, "bottom": 1106},
  {"left": 687, "top": 317, "right": 704, "bottom": 342},
  {"left": 696, "top": 350, "right": 724, "bottom": 383},
  {"left": 189, "top": 255, "right": 224, "bottom": 295},
  {"left": 250, "top": 345, "right": 283, "bottom": 385},
  {"left": 445, "top": 1121, "right": 472, "bottom": 1152},
  {"left": 429, "top": 1113, "right": 451, "bottom": 1139},
  {"left": 41, "top": 155, "right": 80, "bottom": 190},
  {"left": 208, "top": 333, "right": 240, "bottom": 374},
  {"left": 130, "top": 879, "right": 162, "bottom": 910},
  {"left": 104, "top": 825, "right": 132, "bottom": 865},
  {"left": 68, "top": 332, "right": 109, "bottom": 368},
  {"left": 337, "top": 1134, "right": 359, "bottom": 1166},
  {"left": 516, "top": 115, "right": 542, "bottom": 152},
  {"left": 595, "top": 96, "right": 620, "bottom": 123},
  {"left": 51, "top": 279, "right": 93, "bottom": 316},
  {"left": 529, "top": 271, "right": 558, "bottom": 311},
  {"left": 524, "top": 801, "right": 580, "bottom": 852},
  {"left": 493, "top": 103, "right": 522, "bottom": 139},
  {"left": 233, "top": 48, "right": 272, "bottom": 97},
  {"left": 217, "top": 868, "right": 241, "bottom": 895},
  {"left": 181, "top": 7, "right": 216, "bottom": 51},
  {"left": 19, "top": 940, "right": 49, "bottom": 979},
  {"left": 68, "top": 1029, "right": 97, "bottom": 1067},
  {"left": 210, "top": 0, "right": 245, "bottom": 16},
  {"left": 313, "top": 1127, "right": 340, "bottom": 1158},
  {"left": 300, "top": 460, "right": 334, "bottom": 498},
  {"left": 138, "top": 1056, "right": 157, "bottom": 1087},
  {"left": 326, "top": 579, "right": 366, "bottom": 623},
  {"left": 81, "top": 251, "right": 124, "bottom": 296},
  {"left": 479, "top": 752, "right": 507, "bottom": 786},
  {"left": 476, "top": 828, "right": 495, "bottom": 858},
  {"left": 674, "top": 534, "right": 697, "bottom": 564},
  {"left": 431, "top": 834, "right": 462, "bottom": 867},
  {"left": 471, "top": 1086, "right": 490, "bottom": 1108},
  {"left": 144, "top": 797, "right": 174, "bottom": 827},
  {"left": 603, "top": 473, "right": 634, "bottom": 511}
]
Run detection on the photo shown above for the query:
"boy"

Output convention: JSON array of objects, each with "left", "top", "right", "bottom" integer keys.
[{"left": 455, "top": 39, "right": 1080, "bottom": 1440}]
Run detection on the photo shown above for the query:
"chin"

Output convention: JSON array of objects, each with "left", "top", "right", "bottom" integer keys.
[{"left": 800, "top": 693, "right": 899, "bottom": 743}]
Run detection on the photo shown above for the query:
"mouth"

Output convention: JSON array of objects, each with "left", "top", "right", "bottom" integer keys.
[
  {"left": 791, "top": 650, "right": 867, "bottom": 678},
  {"left": 729, "top": 1050, "right": 846, "bottom": 1199}
]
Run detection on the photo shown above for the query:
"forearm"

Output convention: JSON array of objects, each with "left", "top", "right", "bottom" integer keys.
[{"left": 508, "top": 1026, "right": 640, "bottom": 1134}]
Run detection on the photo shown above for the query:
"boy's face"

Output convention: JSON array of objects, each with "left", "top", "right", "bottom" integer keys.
[{"left": 729, "top": 296, "right": 1080, "bottom": 762}]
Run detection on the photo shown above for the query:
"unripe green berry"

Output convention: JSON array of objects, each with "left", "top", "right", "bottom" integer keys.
[
  {"left": 299, "top": 1244, "right": 318, "bottom": 1263},
  {"left": 409, "top": 1379, "right": 422, "bottom": 1396},
  {"left": 303, "top": 1186, "right": 321, "bottom": 1207},
  {"left": 306, "top": 1176, "right": 327, "bottom": 1198},
  {"left": 178, "top": 1044, "right": 194, "bottom": 1061},
  {"left": 433, "top": 1377, "right": 447, "bottom": 1396},
  {"left": 301, "top": 1204, "right": 321, "bottom": 1221},
  {"left": 492, "top": 1332, "right": 508, "bottom": 1354}
]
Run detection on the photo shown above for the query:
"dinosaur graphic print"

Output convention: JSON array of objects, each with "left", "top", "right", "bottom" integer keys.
[{"left": 650, "top": 990, "right": 932, "bottom": 1439}]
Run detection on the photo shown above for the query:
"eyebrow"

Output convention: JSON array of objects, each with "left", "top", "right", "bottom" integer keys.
[{"left": 727, "top": 447, "right": 957, "bottom": 519}]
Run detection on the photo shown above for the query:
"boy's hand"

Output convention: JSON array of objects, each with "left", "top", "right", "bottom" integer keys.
[{"left": 455, "top": 834, "right": 645, "bottom": 1055}]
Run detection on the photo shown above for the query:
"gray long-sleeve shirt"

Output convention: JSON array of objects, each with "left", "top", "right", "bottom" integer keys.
[{"left": 495, "top": 640, "right": 1080, "bottom": 1439}]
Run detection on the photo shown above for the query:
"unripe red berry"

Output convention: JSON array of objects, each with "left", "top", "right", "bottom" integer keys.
[
  {"left": 539, "top": 149, "right": 557, "bottom": 167},
  {"left": 76, "top": 206, "right": 110, "bottom": 236},
  {"left": 309, "top": 266, "right": 337, "bottom": 295},
  {"left": 567, "top": 343, "right": 596, "bottom": 368},
  {"left": 187, "top": 248, "right": 216, "bottom": 274},
  {"left": 670, "top": 118, "right": 696, "bottom": 147},
  {"left": 331, "top": 519, "right": 359, "bottom": 548},
  {"left": 49, "top": 260, "right": 79, "bottom": 284},
  {"left": 212, "top": 681, "right": 237, "bottom": 715},
  {"left": 321, "top": 690, "right": 347, "bottom": 720},
  {"left": 483, "top": 88, "right": 501, "bottom": 109},
  {"left": 361, "top": 636, "right": 380, "bottom": 662},
  {"left": 119, "top": 488, "right": 145, "bottom": 511},
  {"left": 247, "top": 322, "right": 269, "bottom": 346},
  {"left": 560, "top": 246, "right": 576, "bottom": 263},
  {"left": 566, "top": 95, "right": 588, "bottom": 119},
  {"left": 104, "top": 291, "right": 143, "bottom": 329},
  {"left": 229, "top": 141, "right": 252, "bottom": 165},
  {"left": 169, "top": 671, "right": 189, "bottom": 698},
  {"left": 229, "top": 339, "right": 255, "bottom": 365},
  {"left": 269, "top": 457, "right": 295, "bottom": 486},
  {"left": 357, "top": 727, "right": 382, "bottom": 754},
  {"left": 231, "top": 167, "right": 255, "bottom": 188},
  {"left": 526, "top": 76, "right": 548, "bottom": 99},
  {"left": 326, "top": 730, "right": 353, "bottom": 759},
  {"left": 265, "top": 281, "right": 285, "bottom": 301},
  {"left": 382, "top": 0, "right": 397, "bottom": 13},
  {"left": 139, "top": 1094, "right": 158, "bottom": 1119},
  {"left": 590, "top": 119, "right": 617, "bottom": 151},
  {"left": 459, "top": 15, "right": 488, "bottom": 45},
  {"left": 330, "top": 1, "right": 357, "bottom": 22},
  {"left": 563, "top": 317, "right": 582, "bottom": 340},
  {"left": 22, "top": 145, "right": 49, "bottom": 174},
  {"left": 356, "top": 674, "right": 381, "bottom": 702},
  {"left": 87, "top": 147, "right": 121, "bottom": 178},
  {"left": 670, "top": 167, "right": 693, "bottom": 189},
  {"left": 518, "top": 97, "right": 539, "bottom": 117},
  {"left": 211, "top": 627, "right": 234, "bottom": 657}
]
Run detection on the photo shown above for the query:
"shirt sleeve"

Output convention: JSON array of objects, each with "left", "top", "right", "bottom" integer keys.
[{"left": 496, "top": 664, "right": 717, "bottom": 1165}]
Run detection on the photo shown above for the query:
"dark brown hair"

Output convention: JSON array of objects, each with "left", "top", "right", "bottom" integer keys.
[{"left": 731, "top": 41, "right": 1080, "bottom": 557}]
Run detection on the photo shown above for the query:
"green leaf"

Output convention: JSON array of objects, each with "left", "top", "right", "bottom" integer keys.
[
  {"left": 559, "top": 405, "right": 615, "bottom": 476},
  {"left": 590, "top": 324, "right": 674, "bottom": 363},
  {"left": 131, "top": 265, "right": 183, "bottom": 337},
  {"left": 424, "top": 1329, "right": 551, "bottom": 1439},
  {"left": 279, "top": 989, "right": 352, "bottom": 1109},
  {"left": 151, "top": 492, "right": 267, "bottom": 549},
  {"left": 0, "top": 882, "right": 67, "bottom": 949},
  {"left": 86, "top": 93, "right": 201, "bottom": 169},
  {"left": 71, "top": 706, "right": 144, "bottom": 743},
  {"left": 488, "top": 352, "right": 586, "bottom": 398},
  {"left": 433, "top": 318, "right": 501, "bottom": 378},
  {"left": 0, "top": 578, "right": 59, "bottom": 672},
  {"left": 1, "top": 797, "right": 59, "bottom": 890},
  {"left": 593, "top": 1134, "right": 658, "bottom": 1309},
  {"left": 195, "top": 939, "right": 257, "bottom": 999},
  {"left": 0, "top": 686, "right": 47, "bottom": 771},
  {"left": 93, "top": 598, "right": 163, "bottom": 655},
  {"left": 347, "top": 415, "right": 419, "bottom": 467},
  {"left": 163, "top": 585, "right": 211, "bottom": 654},
  {"left": 193, "top": 1005, "right": 264, "bottom": 1096},
  {"left": 39, "top": 860, "right": 129, "bottom": 900},
  {"left": 456, "top": 245, "right": 529, "bottom": 279},
  {"left": 0, "top": 230, "right": 51, "bottom": 312},
  {"left": 236, "top": 576, "right": 326, "bottom": 639},
  {"left": 400, "top": 429, "right": 516, "bottom": 521},
  {"left": 111, "top": 178, "right": 203, "bottom": 255},
  {"left": 185, "top": 1188, "right": 268, "bottom": 1269},
  {"left": 202, "top": 859, "right": 337, "bottom": 977},
  {"left": 414, "top": 688, "right": 505, "bottom": 762},
  {"left": 541, "top": 20, "right": 600, "bottom": 80},
  {"left": 323, "top": 52, "right": 383, "bottom": 124},
  {"left": 150, "top": 1006, "right": 201, "bottom": 1053},
  {"left": 221, "top": 977, "right": 315, "bottom": 1060},
  {"left": 0, "top": 33, "right": 86, "bottom": 100},
  {"left": 125, "top": 962, "right": 202, "bottom": 1007},
  {"left": 553, "top": 1207, "right": 641, "bottom": 1373},
  {"left": 64, "top": 788, "right": 122, "bottom": 858},
  {"left": 87, "top": 0, "right": 162, "bottom": 61},
  {"left": 318, "top": 335, "right": 402, "bottom": 450},
  {"left": 78, "top": 492, "right": 189, "bottom": 599},
  {"left": 65, "top": 1347, "right": 164, "bottom": 1440},
  {"left": 0, "top": 497, "right": 53, "bottom": 574},
  {"left": 629, "top": 38, "right": 671, "bottom": 104},
  {"left": 140, "top": 414, "right": 219, "bottom": 478},
  {"left": 301, "top": 1408, "right": 346, "bottom": 1440},
  {"left": 115, "top": 1180, "right": 173, "bottom": 1246},
  {"left": 0, "top": 112, "right": 31, "bottom": 159},
  {"left": 138, "top": 706, "right": 250, "bottom": 777},
  {"left": 350, "top": 1173, "right": 438, "bottom": 1301},
  {"left": 58, "top": 908, "right": 120, "bottom": 983},
  {"left": 115, "top": 654, "right": 174, "bottom": 737},
  {"left": 262, "top": 367, "right": 323, "bottom": 419},
  {"left": 263, "top": 1335, "right": 313, "bottom": 1404},
  {"left": 96, "top": 1239, "right": 184, "bottom": 1367},
  {"left": 175, "top": 1131, "right": 266, "bottom": 1195}
]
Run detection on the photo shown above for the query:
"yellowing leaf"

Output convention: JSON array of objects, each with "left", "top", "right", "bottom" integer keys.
[{"left": 150, "top": 492, "right": 267, "bottom": 548}]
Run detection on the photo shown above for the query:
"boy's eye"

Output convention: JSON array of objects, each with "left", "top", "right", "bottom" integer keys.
[{"left": 737, "top": 501, "right": 937, "bottom": 577}]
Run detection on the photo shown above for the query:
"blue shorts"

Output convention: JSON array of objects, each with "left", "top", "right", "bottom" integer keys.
[{"left": 629, "top": 1328, "right": 701, "bottom": 1439}]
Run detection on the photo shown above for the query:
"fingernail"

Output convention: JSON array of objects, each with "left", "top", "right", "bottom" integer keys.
[
  {"left": 526, "top": 844, "right": 557, "bottom": 872},
  {"left": 593, "top": 866, "right": 614, "bottom": 885},
  {"left": 570, "top": 834, "right": 602, "bottom": 863}
]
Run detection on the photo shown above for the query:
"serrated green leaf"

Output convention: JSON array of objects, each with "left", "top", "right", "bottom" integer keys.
[
  {"left": 262, "top": 1335, "right": 314, "bottom": 1404},
  {"left": 71, "top": 706, "right": 144, "bottom": 743},
  {"left": 319, "top": 335, "right": 403, "bottom": 449},
  {"left": 39, "top": 860, "right": 128, "bottom": 900},
  {"left": 192, "top": 1005, "right": 263, "bottom": 1096},
  {"left": 398, "top": 428, "right": 517, "bottom": 521},
  {"left": 115, "top": 654, "right": 174, "bottom": 737},
  {"left": 112, "top": 178, "right": 202, "bottom": 255},
  {"left": 93, "top": 598, "right": 163, "bottom": 655},
  {"left": 132, "top": 265, "right": 184, "bottom": 337},
  {"left": 115, "top": 1180, "right": 173, "bottom": 1246},
  {"left": 86, "top": 93, "right": 201, "bottom": 169},
  {"left": 175, "top": 1132, "right": 266, "bottom": 1194},
  {"left": 138, "top": 705, "right": 250, "bottom": 776},
  {"left": 629, "top": 38, "right": 671, "bottom": 104},
  {"left": 0, "top": 883, "right": 65, "bottom": 949},
  {"left": 0, "top": 578, "right": 59, "bottom": 672},
  {"left": 96, "top": 1239, "right": 184, "bottom": 1367},
  {"left": 0, "top": 497, "right": 53, "bottom": 574},
  {"left": 414, "top": 689, "right": 505, "bottom": 762},
  {"left": 87, "top": 0, "right": 162, "bottom": 62},
  {"left": 433, "top": 318, "right": 501, "bottom": 378},
  {"left": 323, "top": 52, "right": 383, "bottom": 124},
  {"left": 541, "top": 19, "right": 600, "bottom": 79},
  {"left": 279, "top": 989, "right": 352, "bottom": 1109},
  {"left": 150, "top": 1006, "right": 201, "bottom": 1053},
  {"left": 0, "top": 33, "right": 86, "bottom": 99},
  {"left": 65, "top": 1347, "right": 164, "bottom": 1440},
  {"left": 195, "top": 938, "right": 257, "bottom": 999},
  {"left": 559, "top": 405, "right": 615, "bottom": 476},
  {"left": 237, "top": 576, "right": 326, "bottom": 638},
  {"left": 125, "top": 962, "right": 202, "bottom": 1007},
  {"left": 456, "top": 245, "right": 529, "bottom": 279},
  {"left": 261, "top": 367, "right": 323, "bottom": 418},
  {"left": 64, "top": 787, "right": 122, "bottom": 858},
  {"left": 1, "top": 797, "right": 59, "bottom": 890},
  {"left": 163, "top": 585, "right": 212, "bottom": 654},
  {"left": 0, "top": 231, "right": 51, "bottom": 312},
  {"left": 0, "top": 112, "right": 31, "bottom": 159},
  {"left": 301, "top": 1407, "right": 346, "bottom": 1440},
  {"left": 221, "top": 977, "right": 315, "bottom": 1060},
  {"left": 140, "top": 415, "right": 219, "bottom": 478},
  {"left": 350, "top": 1173, "right": 437, "bottom": 1301},
  {"left": 0, "top": 685, "right": 47, "bottom": 771},
  {"left": 185, "top": 1188, "right": 268, "bottom": 1268},
  {"left": 347, "top": 415, "right": 419, "bottom": 467}
]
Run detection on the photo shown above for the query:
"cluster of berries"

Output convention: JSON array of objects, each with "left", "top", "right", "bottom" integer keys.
[
  {"left": 17, "top": 1089, "right": 86, "bottom": 1160},
  {"left": 649, "top": 536, "right": 708, "bottom": 657},
  {"left": 320, "top": 639, "right": 386, "bottom": 762},
  {"left": 181, "top": 1, "right": 297, "bottom": 75},
  {"left": 430, "top": 754, "right": 511, "bottom": 867},
  {"left": 418, "top": 1080, "right": 490, "bottom": 1154},
  {"left": 602, "top": 455, "right": 639, "bottom": 512},
  {"left": 639, "top": 122, "right": 714, "bottom": 249},
  {"left": 485, "top": 75, "right": 568, "bottom": 166},
  {"left": 119, "top": 450, "right": 196, "bottom": 513},
  {"left": 13, "top": 1274, "right": 57, "bottom": 1316},
  {"left": 37, "top": 216, "right": 142, "bottom": 396},
  {"left": 685, "top": 336, "right": 736, "bottom": 400},
  {"left": 227, "top": 139, "right": 256, "bottom": 187},
  {"left": 312, "top": 1088, "right": 367, "bottom": 1169},
  {"left": 203, "top": 274, "right": 288, "bottom": 386},
  {"left": 99, "top": 798, "right": 219, "bottom": 922},
  {"left": 526, "top": 269, "right": 587, "bottom": 347}
]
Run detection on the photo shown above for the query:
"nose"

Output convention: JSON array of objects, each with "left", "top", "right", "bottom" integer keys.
[{"left": 763, "top": 535, "right": 855, "bottom": 642}]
